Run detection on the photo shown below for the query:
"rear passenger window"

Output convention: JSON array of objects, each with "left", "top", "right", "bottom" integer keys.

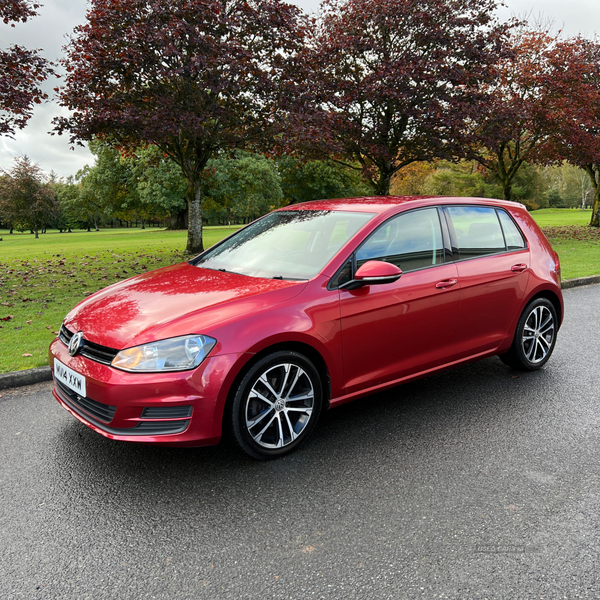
[
  {"left": 446, "top": 206, "right": 505, "bottom": 259},
  {"left": 356, "top": 208, "right": 444, "bottom": 272},
  {"left": 497, "top": 210, "right": 526, "bottom": 250}
]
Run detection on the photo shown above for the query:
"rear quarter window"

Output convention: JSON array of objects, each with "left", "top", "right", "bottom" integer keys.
[{"left": 497, "top": 210, "right": 526, "bottom": 250}]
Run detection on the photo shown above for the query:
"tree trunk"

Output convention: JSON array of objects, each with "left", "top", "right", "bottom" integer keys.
[
  {"left": 374, "top": 164, "right": 393, "bottom": 195},
  {"left": 590, "top": 186, "right": 600, "bottom": 227},
  {"left": 186, "top": 175, "right": 204, "bottom": 254},
  {"left": 502, "top": 179, "right": 512, "bottom": 201},
  {"left": 584, "top": 164, "right": 599, "bottom": 227},
  {"left": 169, "top": 206, "right": 188, "bottom": 230}
]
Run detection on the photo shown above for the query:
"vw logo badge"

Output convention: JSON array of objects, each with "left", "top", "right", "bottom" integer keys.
[{"left": 68, "top": 331, "right": 85, "bottom": 357}]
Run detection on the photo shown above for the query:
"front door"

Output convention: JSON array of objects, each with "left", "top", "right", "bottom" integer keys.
[{"left": 339, "top": 207, "right": 461, "bottom": 395}]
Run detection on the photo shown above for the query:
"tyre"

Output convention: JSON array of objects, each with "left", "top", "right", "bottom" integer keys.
[
  {"left": 230, "top": 351, "right": 323, "bottom": 460},
  {"left": 500, "top": 298, "right": 558, "bottom": 371}
]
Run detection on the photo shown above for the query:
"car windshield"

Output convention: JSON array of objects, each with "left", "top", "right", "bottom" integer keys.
[{"left": 195, "top": 210, "right": 375, "bottom": 280}]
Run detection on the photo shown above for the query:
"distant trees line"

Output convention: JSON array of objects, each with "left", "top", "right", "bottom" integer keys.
[
  {"left": 0, "top": 149, "right": 590, "bottom": 237},
  {"left": 0, "top": 145, "right": 371, "bottom": 234}
]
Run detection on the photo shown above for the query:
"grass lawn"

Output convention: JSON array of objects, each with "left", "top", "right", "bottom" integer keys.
[
  {"left": 0, "top": 211, "right": 599, "bottom": 374},
  {"left": 530, "top": 208, "right": 593, "bottom": 227},
  {"left": 530, "top": 209, "right": 600, "bottom": 280},
  {"left": 0, "top": 226, "right": 240, "bottom": 373}
]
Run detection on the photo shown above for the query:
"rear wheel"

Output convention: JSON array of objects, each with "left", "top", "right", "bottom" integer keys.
[
  {"left": 230, "top": 351, "right": 323, "bottom": 460},
  {"left": 500, "top": 298, "right": 558, "bottom": 371}
]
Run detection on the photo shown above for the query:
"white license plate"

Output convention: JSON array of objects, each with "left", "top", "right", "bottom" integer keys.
[{"left": 54, "top": 358, "right": 87, "bottom": 397}]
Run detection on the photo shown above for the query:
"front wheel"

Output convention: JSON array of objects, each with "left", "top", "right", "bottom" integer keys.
[
  {"left": 500, "top": 298, "right": 558, "bottom": 371},
  {"left": 230, "top": 351, "right": 323, "bottom": 460}
]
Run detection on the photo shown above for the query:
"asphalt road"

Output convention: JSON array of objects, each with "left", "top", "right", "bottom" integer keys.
[{"left": 1, "top": 284, "right": 599, "bottom": 600}]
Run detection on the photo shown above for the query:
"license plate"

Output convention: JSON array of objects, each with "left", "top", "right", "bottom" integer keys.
[{"left": 54, "top": 358, "right": 87, "bottom": 397}]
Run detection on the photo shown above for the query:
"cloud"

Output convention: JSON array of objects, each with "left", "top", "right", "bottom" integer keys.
[{"left": 0, "top": 0, "right": 94, "bottom": 178}]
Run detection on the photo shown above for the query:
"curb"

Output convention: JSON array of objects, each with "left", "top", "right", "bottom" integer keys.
[
  {"left": 560, "top": 274, "right": 600, "bottom": 289},
  {"left": 0, "top": 365, "right": 52, "bottom": 391},
  {"left": 1, "top": 276, "right": 599, "bottom": 391}
]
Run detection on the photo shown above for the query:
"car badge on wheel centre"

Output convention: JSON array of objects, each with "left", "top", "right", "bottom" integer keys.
[{"left": 68, "top": 331, "right": 85, "bottom": 357}]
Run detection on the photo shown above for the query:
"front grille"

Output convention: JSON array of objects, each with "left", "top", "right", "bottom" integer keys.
[
  {"left": 55, "top": 379, "right": 117, "bottom": 423},
  {"left": 141, "top": 406, "right": 193, "bottom": 419},
  {"left": 59, "top": 324, "right": 119, "bottom": 365},
  {"left": 59, "top": 324, "right": 72, "bottom": 345}
]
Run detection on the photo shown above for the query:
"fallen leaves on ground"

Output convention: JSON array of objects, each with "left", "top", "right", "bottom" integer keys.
[{"left": 541, "top": 225, "right": 600, "bottom": 243}]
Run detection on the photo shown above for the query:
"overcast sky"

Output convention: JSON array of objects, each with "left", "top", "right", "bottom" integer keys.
[{"left": 1, "top": 0, "right": 599, "bottom": 179}]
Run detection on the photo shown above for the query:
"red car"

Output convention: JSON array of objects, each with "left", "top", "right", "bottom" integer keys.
[{"left": 49, "top": 196, "right": 563, "bottom": 459}]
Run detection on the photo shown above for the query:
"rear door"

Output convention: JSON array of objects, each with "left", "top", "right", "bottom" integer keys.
[{"left": 444, "top": 205, "right": 530, "bottom": 358}]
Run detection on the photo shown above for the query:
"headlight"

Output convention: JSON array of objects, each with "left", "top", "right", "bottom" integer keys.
[{"left": 111, "top": 335, "right": 217, "bottom": 372}]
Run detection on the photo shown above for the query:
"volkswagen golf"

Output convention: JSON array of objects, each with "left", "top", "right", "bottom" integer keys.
[{"left": 49, "top": 196, "right": 563, "bottom": 459}]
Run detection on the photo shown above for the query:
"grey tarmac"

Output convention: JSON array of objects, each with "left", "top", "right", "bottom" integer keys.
[{"left": 1, "top": 284, "right": 599, "bottom": 599}]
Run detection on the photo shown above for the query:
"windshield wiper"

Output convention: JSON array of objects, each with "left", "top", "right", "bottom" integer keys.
[
  {"left": 272, "top": 275, "right": 308, "bottom": 281},
  {"left": 216, "top": 268, "right": 241, "bottom": 275}
]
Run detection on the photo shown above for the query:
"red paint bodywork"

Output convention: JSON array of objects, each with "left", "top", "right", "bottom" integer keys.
[{"left": 49, "top": 196, "right": 564, "bottom": 446}]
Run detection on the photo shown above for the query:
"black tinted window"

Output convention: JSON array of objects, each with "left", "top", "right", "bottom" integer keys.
[
  {"left": 446, "top": 206, "right": 505, "bottom": 259},
  {"left": 357, "top": 208, "right": 444, "bottom": 272}
]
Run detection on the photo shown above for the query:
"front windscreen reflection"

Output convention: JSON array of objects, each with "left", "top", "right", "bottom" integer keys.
[{"left": 195, "top": 210, "right": 375, "bottom": 280}]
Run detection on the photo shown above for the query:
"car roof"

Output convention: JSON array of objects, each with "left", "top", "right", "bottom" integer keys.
[{"left": 280, "top": 196, "right": 525, "bottom": 216}]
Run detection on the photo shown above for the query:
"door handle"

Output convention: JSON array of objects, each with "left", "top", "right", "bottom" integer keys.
[
  {"left": 436, "top": 279, "right": 458, "bottom": 289},
  {"left": 511, "top": 264, "right": 527, "bottom": 273}
]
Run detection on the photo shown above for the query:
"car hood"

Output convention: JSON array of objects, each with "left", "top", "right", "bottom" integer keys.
[{"left": 63, "top": 262, "right": 307, "bottom": 350}]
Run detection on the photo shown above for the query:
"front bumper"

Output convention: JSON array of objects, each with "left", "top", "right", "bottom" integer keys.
[{"left": 49, "top": 337, "right": 245, "bottom": 447}]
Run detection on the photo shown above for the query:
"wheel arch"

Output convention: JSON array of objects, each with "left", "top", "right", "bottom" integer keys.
[
  {"left": 221, "top": 341, "right": 332, "bottom": 436},
  {"left": 525, "top": 288, "right": 563, "bottom": 327}
]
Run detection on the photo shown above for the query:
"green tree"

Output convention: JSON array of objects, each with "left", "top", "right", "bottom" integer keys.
[
  {"left": 127, "top": 145, "right": 187, "bottom": 228},
  {"left": 204, "top": 153, "right": 285, "bottom": 224},
  {"left": 278, "top": 158, "right": 372, "bottom": 204},
  {"left": 0, "top": 156, "right": 57, "bottom": 237}
]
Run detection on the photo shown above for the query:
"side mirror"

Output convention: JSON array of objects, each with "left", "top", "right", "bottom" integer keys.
[{"left": 340, "top": 260, "right": 402, "bottom": 290}]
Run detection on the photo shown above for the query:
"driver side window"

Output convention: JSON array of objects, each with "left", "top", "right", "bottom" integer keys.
[{"left": 356, "top": 208, "right": 444, "bottom": 272}]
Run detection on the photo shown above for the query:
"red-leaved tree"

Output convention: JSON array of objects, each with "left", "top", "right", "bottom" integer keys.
[
  {"left": 0, "top": 0, "right": 54, "bottom": 137},
  {"left": 467, "top": 28, "right": 574, "bottom": 201},
  {"left": 537, "top": 38, "right": 600, "bottom": 227},
  {"left": 55, "top": 0, "right": 305, "bottom": 253},
  {"left": 287, "top": 0, "right": 513, "bottom": 195}
]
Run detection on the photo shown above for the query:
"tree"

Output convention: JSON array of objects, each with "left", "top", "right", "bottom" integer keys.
[
  {"left": 56, "top": 177, "right": 81, "bottom": 232},
  {"left": 536, "top": 38, "right": 600, "bottom": 226},
  {"left": 541, "top": 163, "right": 594, "bottom": 209},
  {"left": 55, "top": 0, "right": 305, "bottom": 253},
  {"left": 0, "top": 156, "right": 58, "bottom": 237},
  {"left": 0, "top": 0, "right": 54, "bottom": 137},
  {"left": 467, "top": 27, "right": 572, "bottom": 201},
  {"left": 390, "top": 162, "right": 436, "bottom": 196},
  {"left": 204, "top": 152, "right": 285, "bottom": 223},
  {"left": 127, "top": 145, "right": 187, "bottom": 229},
  {"left": 289, "top": 0, "right": 512, "bottom": 195},
  {"left": 278, "top": 157, "right": 372, "bottom": 204},
  {"left": 70, "top": 165, "right": 111, "bottom": 231}
]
